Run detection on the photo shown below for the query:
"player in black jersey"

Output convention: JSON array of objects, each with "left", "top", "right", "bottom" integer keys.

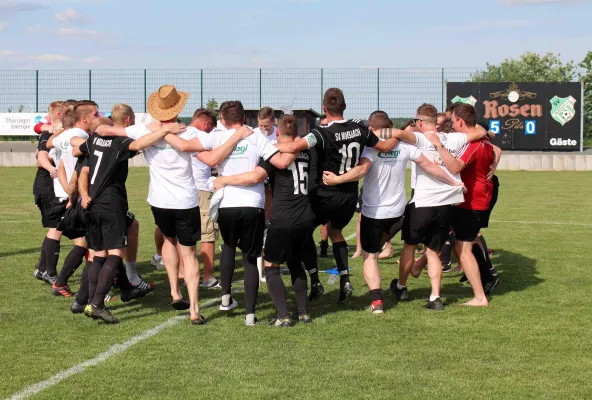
[
  {"left": 274, "top": 88, "right": 397, "bottom": 303},
  {"left": 214, "top": 115, "right": 318, "bottom": 326},
  {"left": 71, "top": 117, "right": 186, "bottom": 323}
]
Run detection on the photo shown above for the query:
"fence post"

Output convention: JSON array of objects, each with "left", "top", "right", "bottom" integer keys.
[
  {"left": 377, "top": 68, "right": 380, "bottom": 110},
  {"left": 259, "top": 69, "right": 262, "bottom": 109},
  {"left": 320, "top": 68, "right": 324, "bottom": 111},
  {"left": 498, "top": 67, "right": 502, "bottom": 81},
  {"left": 200, "top": 69, "right": 204, "bottom": 108},
  {"left": 441, "top": 68, "right": 445, "bottom": 111},
  {"left": 143, "top": 69, "right": 147, "bottom": 112},
  {"left": 35, "top": 70, "right": 39, "bottom": 112},
  {"left": 88, "top": 70, "right": 92, "bottom": 100}
]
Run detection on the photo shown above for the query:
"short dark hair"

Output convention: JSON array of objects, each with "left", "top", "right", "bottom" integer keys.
[
  {"left": 74, "top": 101, "right": 98, "bottom": 122},
  {"left": 416, "top": 103, "right": 437, "bottom": 123},
  {"left": 438, "top": 118, "right": 454, "bottom": 133},
  {"left": 220, "top": 101, "right": 245, "bottom": 125},
  {"left": 368, "top": 110, "right": 392, "bottom": 130},
  {"left": 192, "top": 107, "right": 217, "bottom": 126},
  {"left": 257, "top": 106, "right": 274, "bottom": 121},
  {"left": 278, "top": 114, "right": 298, "bottom": 138},
  {"left": 446, "top": 102, "right": 463, "bottom": 113},
  {"left": 452, "top": 103, "right": 477, "bottom": 127},
  {"left": 323, "top": 88, "right": 346, "bottom": 116}
]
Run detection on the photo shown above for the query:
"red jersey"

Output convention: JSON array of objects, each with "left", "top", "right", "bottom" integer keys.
[{"left": 458, "top": 139, "right": 494, "bottom": 210}]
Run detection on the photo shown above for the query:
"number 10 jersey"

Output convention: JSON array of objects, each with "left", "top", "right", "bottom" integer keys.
[{"left": 307, "top": 119, "right": 379, "bottom": 194}]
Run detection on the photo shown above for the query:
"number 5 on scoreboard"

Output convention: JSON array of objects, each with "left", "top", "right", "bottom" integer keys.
[{"left": 489, "top": 120, "right": 500, "bottom": 135}]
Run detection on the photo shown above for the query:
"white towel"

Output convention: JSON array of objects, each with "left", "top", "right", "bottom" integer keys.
[{"left": 207, "top": 177, "right": 224, "bottom": 223}]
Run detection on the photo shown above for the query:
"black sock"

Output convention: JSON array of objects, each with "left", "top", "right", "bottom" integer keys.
[
  {"left": 92, "top": 255, "right": 122, "bottom": 309},
  {"left": 439, "top": 232, "right": 455, "bottom": 265},
  {"left": 38, "top": 237, "right": 48, "bottom": 273},
  {"left": 56, "top": 245, "right": 87, "bottom": 287},
  {"left": 243, "top": 253, "right": 259, "bottom": 315},
  {"left": 332, "top": 241, "right": 350, "bottom": 285},
  {"left": 478, "top": 235, "right": 494, "bottom": 270},
  {"left": 288, "top": 260, "right": 308, "bottom": 315},
  {"left": 472, "top": 244, "right": 493, "bottom": 284},
  {"left": 265, "top": 267, "right": 289, "bottom": 318},
  {"left": 219, "top": 244, "right": 236, "bottom": 296},
  {"left": 302, "top": 236, "right": 320, "bottom": 285},
  {"left": 75, "top": 261, "right": 92, "bottom": 305},
  {"left": 88, "top": 256, "right": 107, "bottom": 304},
  {"left": 320, "top": 240, "right": 328, "bottom": 251},
  {"left": 117, "top": 260, "right": 130, "bottom": 289},
  {"left": 370, "top": 288, "right": 382, "bottom": 302},
  {"left": 44, "top": 238, "right": 61, "bottom": 276}
]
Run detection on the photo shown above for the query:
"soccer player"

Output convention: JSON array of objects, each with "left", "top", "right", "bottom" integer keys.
[
  {"left": 374, "top": 103, "right": 487, "bottom": 309},
  {"left": 43, "top": 101, "right": 99, "bottom": 288},
  {"left": 73, "top": 116, "right": 186, "bottom": 323},
  {"left": 33, "top": 101, "right": 64, "bottom": 281},
  {"left": 254, "top": 106, "right": 278, "bottom": 143},
  {"left": 323, "top": 111, "right": 463, "bottom": 313},
  {"left": 424, "top": 104, "right": 494, "bottom": 307},
  {"left": 274, "top": 88, "right": 397, "bottom": 303},
  {"left": 214, "top": 114, "right": 317, "bottom": 326},
  {"left": 162, "top": 101, "right": 295, "bottom": 326}
]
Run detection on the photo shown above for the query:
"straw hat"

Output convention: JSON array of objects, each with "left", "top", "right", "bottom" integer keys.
[{"left": 147, "top": 85, "right": 189, "bottom": 122}]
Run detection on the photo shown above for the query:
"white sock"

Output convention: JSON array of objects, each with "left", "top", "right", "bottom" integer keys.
[
  {"left": 126, "top": 261, "right": 142, "bottom": 286},
  {"left": 153, "top": 254, "right": 162, "bottom": 261},
  {"left": 396, "top": 282, "right": 406, "bottom": 290},
  {"left": 222, "top": 294, "right": 231, "bottom": 307},
  {"left": 429, "top": 295, "right": 440, "bottom": 302},
  {"left": 245, "top": 313, "right": 256, "bottom": 325}
]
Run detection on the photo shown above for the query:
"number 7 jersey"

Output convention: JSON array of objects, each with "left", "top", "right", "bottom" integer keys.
[{"left": 306, "top": 119, "right": 379, "bottom": 194}]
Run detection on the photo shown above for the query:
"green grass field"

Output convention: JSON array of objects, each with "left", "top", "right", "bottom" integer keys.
[{"left": 1, "top": 168, "right": 592, "bottom": 400}]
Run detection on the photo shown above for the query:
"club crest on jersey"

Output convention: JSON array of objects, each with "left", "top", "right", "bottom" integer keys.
[
  {"left": 232, "top": 144, "right": 248, "bottom": 155},
  {"left": 451, "top": 95, "right": 477, "bottom": 106},
  {"left": 378, "top": 149, "right": 400, "bottom": 159},
  {"left": 550, "top": 95, "right": 577, "bottom": 126}
]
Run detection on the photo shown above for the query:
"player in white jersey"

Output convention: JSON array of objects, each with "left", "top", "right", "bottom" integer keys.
[
  {"left": 323, "top": 111, "right": 462, "bottom": 313},
  {"left": 373, "top": 104, "right": 486, "bottom": 310},
  {"left": 162, "top": 101, "right": 295, "bottom": 326}
]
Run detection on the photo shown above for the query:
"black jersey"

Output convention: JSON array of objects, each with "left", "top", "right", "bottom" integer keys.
[
  {"left": 306, "top": 119, "right": 378, "bottom": 193},
  {"left": 80, "top": 135, "right": 137, "bottom": 211},
  {"left": 33, "top": 132, "right": 55, "bottom": 198},
  {"left": 259, "top": 150, "right": 316, "bottom": 228}
]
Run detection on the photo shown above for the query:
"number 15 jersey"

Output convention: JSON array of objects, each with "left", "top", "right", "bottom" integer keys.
[{"left": 304, "top": 119, "right": 379, "bottom": 194}]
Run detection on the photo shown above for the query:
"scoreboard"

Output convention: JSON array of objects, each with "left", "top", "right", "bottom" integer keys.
[{"left": 446, "top": 82, "right": 582, "bottom": 151}]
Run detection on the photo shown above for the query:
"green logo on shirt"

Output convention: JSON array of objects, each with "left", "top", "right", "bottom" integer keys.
[
  {"left": 232, "top": 144, "right": 248, "bottom": 155},
  {"left": 378, "top": 149, "right": 400, "bottom": 159}
]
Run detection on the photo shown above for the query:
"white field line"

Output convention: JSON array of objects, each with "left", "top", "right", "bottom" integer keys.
[{"left": 5, "top": 296, "right": 221, "bottom": 400}]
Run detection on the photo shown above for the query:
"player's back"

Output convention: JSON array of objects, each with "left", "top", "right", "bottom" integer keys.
[{"left": 313, "top": 119, "right": 372, "bottom": 193}]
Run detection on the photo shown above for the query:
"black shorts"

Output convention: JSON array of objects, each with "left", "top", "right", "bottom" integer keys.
[
  {"left": 87, "top": 210, "right": 128, "bottom": 251},
  {"left": 58, "top": 200, "right": 87, "bottom": 240},
  {"left": 217, "top": 207, "right": 265, "bottom": 258},
  {"left": 264, "top": 219, "right": 316, "bottom": 264},
  {"left": 151, "top": 206, "right": 201, "bottom": 247},
  {"left": 450, "top": 207, "right": 489, "bottom": 242},
  {"left": 480, "top": 175, "right": 499, "bottom": 228},
  {"left": 35, "top": 196, "right": 67, "bottom": 229},
  {"left": 402, "top": 203, "right": 452, "bottom": 252},
  {"left": 311, "top": 188, "right": 358, "bottom": 230},
  {"left": 361, "top": 214, "right": 403, "bottom": 254}
]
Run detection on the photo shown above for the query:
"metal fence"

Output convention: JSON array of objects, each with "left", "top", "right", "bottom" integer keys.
[{"left": 2, "top": 67, "right": 493, "bottom": 119}]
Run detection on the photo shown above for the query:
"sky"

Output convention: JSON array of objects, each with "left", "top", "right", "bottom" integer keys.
[{"left": 0, "top": 0, "right": 591, "bottom": 70}]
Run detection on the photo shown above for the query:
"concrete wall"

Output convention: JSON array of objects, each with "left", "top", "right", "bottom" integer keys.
[{"left": 2, "top": 151, "right": 592, "bottom": 171}]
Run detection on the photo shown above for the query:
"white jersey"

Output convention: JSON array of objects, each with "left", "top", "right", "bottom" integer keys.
[
  {"left": 361, "top": 142, "right": 421, "bottom": 219},
  {"left": 411, "top": 131, "right": 466, "bottom": 208},
  {"left": 52, "top": 127, "right": 89, "bottom": 199},
  {"left": 410, "top": 163, "right": 417, "bottom": 190},
  {"left": 187, "top": 127, "right": 212, "bottom": 192},
  {"left": 198, "top": 130, "right": 278, "bottom": 209},
  {"left": 253, "top": 126, "right": 278, "bottom": 144},
  {"left": 126, "top": 124, "right": 198, "bottom": 210}
]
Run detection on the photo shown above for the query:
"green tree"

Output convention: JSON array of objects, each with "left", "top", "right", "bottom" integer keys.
[
  {"left": 578, "top": 51, "right": 592, "bottom": 140},
  {"left": 471, "top": 52, "right": 576, "bottom": 82},
  {"left": 206, "top": 98, "right": 219, "bottom": 118}
]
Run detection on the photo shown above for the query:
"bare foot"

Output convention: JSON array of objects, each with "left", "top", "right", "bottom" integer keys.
[
  {"left": 351, "top": 251, "right": 362, "bottom": 259},
  {"left": 378, "top": 248, "right": 392, "bottom": 259},
  {"left": 462, "top": 297, "right": 488, "bottom": 307}
]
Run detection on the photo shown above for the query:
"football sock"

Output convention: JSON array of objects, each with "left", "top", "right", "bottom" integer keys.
[
  {"left": 332, "top": 241, "right": 350, "bottom": 285},
  {"left": 56, "top": 245, "right": 87, "bottom": 287},
  {"left": 38, "top": 237, "right": 48, "bottom": 273},
  {"left": 75, "top": 261, "right": 92, "bottom": 305},
  {"left": 92, "top": 255, "right": 122, "bottom": 309},
  {"left": 44, "top": 238, "right": 61, "bottom": 276},
  {"left": 88, "top": 256, "right": 107, "bottom": 303},
  {"left": 370, "top": 289, "right": 382, "bottom": 302},
  {"left": 265, "top": 267, "right": 289, "bottom": 319}
]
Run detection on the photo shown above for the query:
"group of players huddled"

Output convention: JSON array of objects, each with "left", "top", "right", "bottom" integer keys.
[{"left": 31, "top": 85, "right": 501, "bottom": 326}]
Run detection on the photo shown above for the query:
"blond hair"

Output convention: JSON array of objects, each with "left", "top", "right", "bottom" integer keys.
[{"left": 111, "top": 103, "right": 134, "bottom": 125}]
